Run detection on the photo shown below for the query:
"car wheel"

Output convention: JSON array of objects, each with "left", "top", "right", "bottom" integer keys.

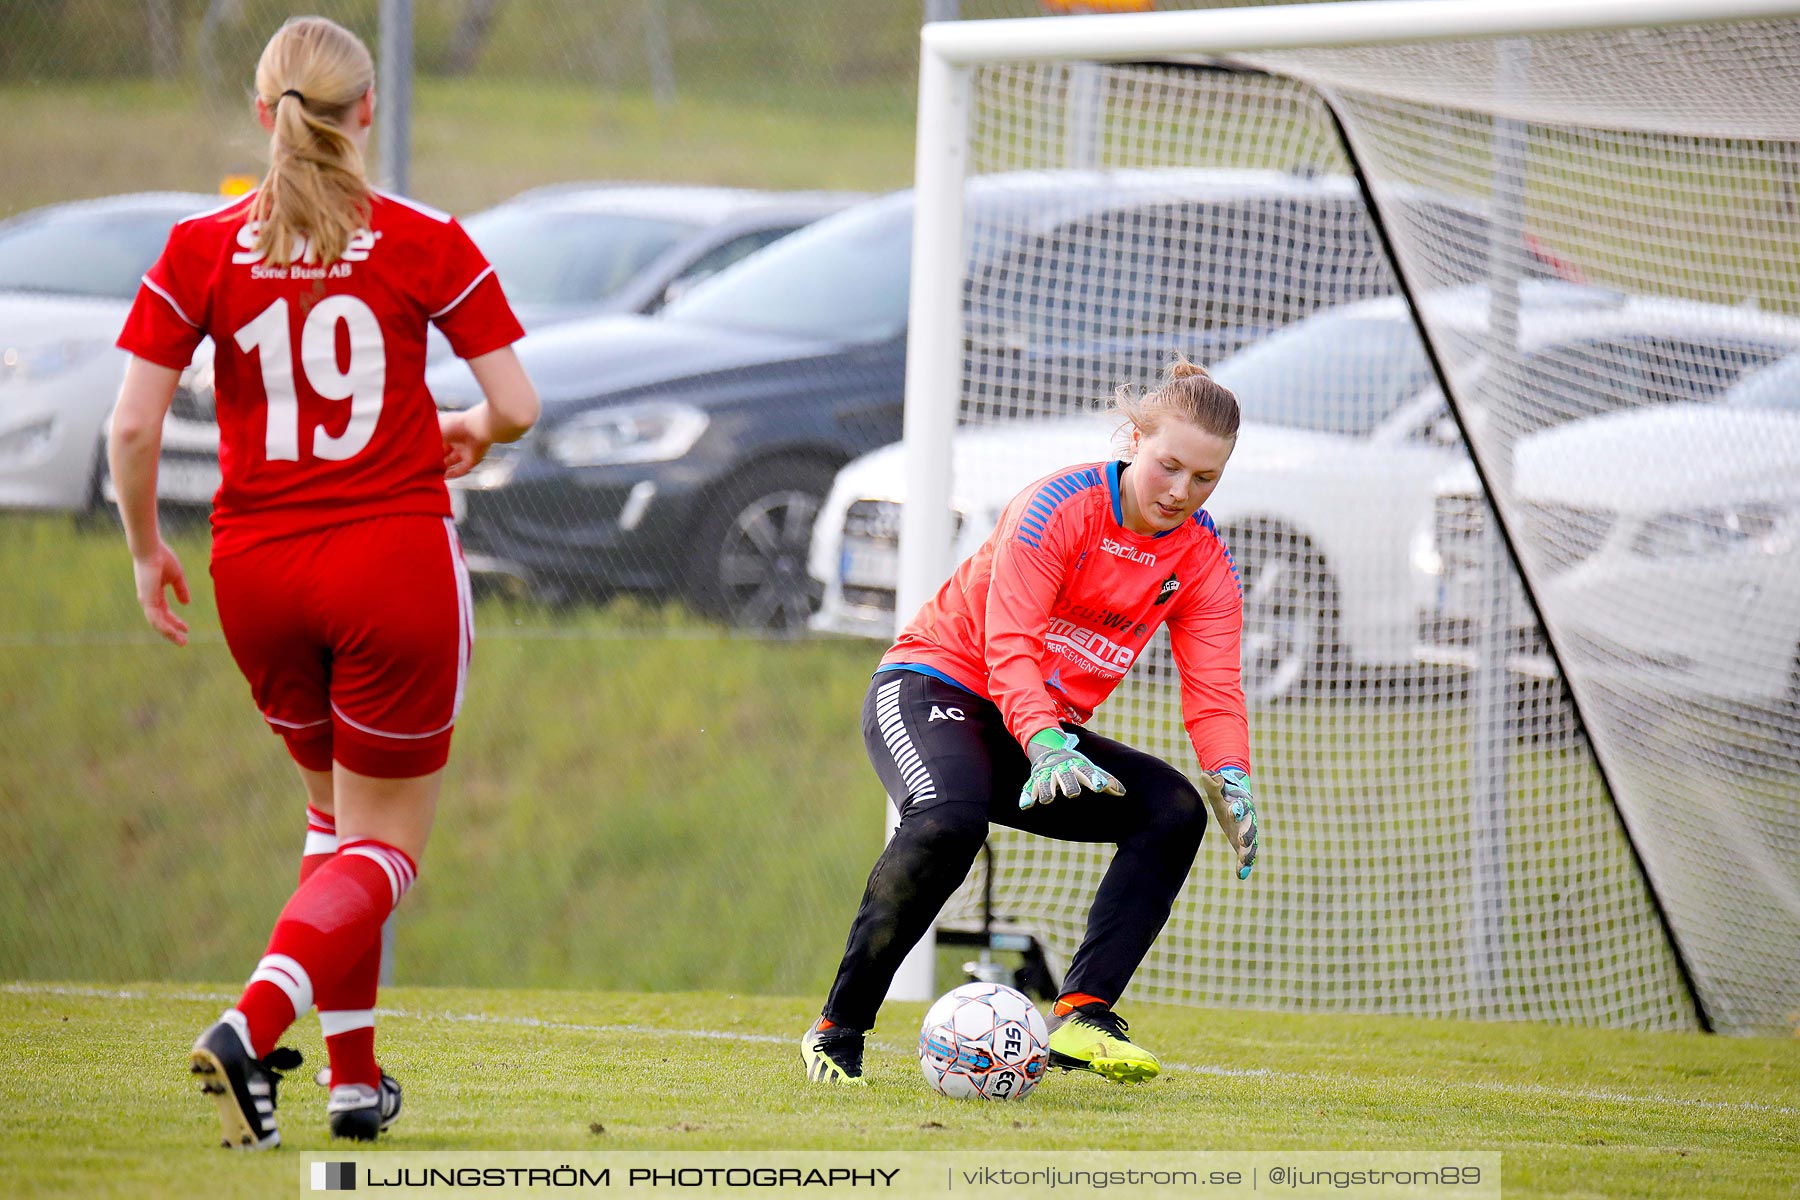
[
  {"left": 689, "top": 458, "right": 834, "bottom": 632},
  {"left": 1231, "top": 524, "right": 1339, "bottom": 703}
]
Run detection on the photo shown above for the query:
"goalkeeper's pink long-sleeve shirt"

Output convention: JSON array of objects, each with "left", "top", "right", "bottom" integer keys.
[{"left": 881, "top": 460, "right": 1251, "bottom": 775}]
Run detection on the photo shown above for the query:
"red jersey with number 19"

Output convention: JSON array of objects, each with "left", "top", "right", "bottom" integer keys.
[{"left": 117, "top": 190, "right": 523, "bottom": 558}]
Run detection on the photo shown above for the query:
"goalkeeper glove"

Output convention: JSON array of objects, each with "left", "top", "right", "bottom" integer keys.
[
  {"left": 1216, "top": 767, "right": 1258, "bottom": 880},
  {"left": 1019, "top": 729, "right": 1126, "bottom": 810}
]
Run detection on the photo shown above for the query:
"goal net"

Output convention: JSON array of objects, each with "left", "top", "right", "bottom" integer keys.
[{"left": 892, "top": 1, "right": 1800, "bottom": 1035}]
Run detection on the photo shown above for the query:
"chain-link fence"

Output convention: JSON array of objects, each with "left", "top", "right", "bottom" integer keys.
[
  {"left": 0, "top": 0, "right": 1289, "bottom": 997},
  {"left": 6, "top": 2, "right": 1792, "bottom": 1039}
]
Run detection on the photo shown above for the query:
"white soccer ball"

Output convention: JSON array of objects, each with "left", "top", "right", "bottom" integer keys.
[{"left": 917, "top": 981, "right": 1050, "bottom": 1100}]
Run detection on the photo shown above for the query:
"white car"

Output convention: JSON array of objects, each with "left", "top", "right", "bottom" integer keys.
[
  {"left": 0, "top": 192, "right": 214, "bottom": 511},
  {"left": 809, "top": 394, "right": 1455, "bottom": 705},
  {"left": 811, "top": 283, "right": 1800, "bottom": 701},
  {"left": 1419, "top": 353, "right": 1800, "bottom": 705}
]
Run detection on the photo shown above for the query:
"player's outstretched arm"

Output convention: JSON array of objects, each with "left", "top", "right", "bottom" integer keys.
[
  {"left": 108, "top": 355, "right": 189, "bottom": 647},
  {"left": 1166, "top": 552, "right": 1257, "bottom": 878}
]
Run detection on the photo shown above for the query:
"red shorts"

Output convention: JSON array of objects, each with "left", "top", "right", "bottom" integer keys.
[{"left": 211, "top": 514, "right": 473, "bottom": 778}]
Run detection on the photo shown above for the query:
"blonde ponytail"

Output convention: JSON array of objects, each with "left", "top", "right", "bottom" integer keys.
[
  {"left": 1112, "top": 355, "right": 1241, "bottom": 452},
  {"left": 251, "top": 17, "right": 374, "bottom": 268}
]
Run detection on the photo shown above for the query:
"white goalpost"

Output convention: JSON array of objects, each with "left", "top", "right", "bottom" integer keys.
[{"left": 887, "top": 0, "right": 1800, "bottom": 1032}]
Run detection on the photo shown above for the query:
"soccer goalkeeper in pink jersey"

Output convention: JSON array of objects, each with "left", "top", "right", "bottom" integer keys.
[{"left": 802, "top": 359, "right": 1259, "bottom": 1087}]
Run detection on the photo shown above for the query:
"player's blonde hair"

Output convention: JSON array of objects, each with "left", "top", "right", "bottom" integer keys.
[
  {"left": 1112, "top": 356, "right": 1240, "bottom": 453},
  {"left": 250, "top": 16, "right": 373, "bottom": 268}
]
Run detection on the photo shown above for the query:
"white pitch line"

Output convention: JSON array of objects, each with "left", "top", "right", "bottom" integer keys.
[
  {"left": 0, "top": 983, "right": 796, "bottom": 1046},
  {"left": 6, "top": 983, "right": 1793, "bottom": 1117},
  {"left": 3, "top": 983, "right": 234, "bottom": 1004},
  {"left": 381, "top": 1002, "right": 796, "bottom": 1047}
]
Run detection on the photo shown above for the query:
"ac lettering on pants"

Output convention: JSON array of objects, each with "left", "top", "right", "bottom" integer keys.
[{"left": 928, "top": 705, "right": 965, "bottom": 722}]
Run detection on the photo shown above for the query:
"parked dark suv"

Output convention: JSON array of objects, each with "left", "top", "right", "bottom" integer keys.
[{"left": 430, "top": 168, "right": 1529, "bottom": 628}]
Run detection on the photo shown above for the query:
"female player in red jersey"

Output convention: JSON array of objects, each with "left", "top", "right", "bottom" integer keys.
[
  {"left": 109, "top": 17, "right": 538, "bottom": 1148},
  {"left": 801, "top": 360, "right": 1260, "bottom": 1087}
]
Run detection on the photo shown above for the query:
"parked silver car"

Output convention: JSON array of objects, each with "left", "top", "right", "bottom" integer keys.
[
  {"left": 0, "top": 192, "right": 214, "bottom": 512},
  {"left": 460, "top": 182, "right": 863, "bottom": 331}
]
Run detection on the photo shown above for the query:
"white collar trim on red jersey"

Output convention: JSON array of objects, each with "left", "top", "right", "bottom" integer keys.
[
  {"left": 372, "top": 188, "right": 451, "bottom": 224},
  {"left": 175, "top": 191, "right": 256, "bottom": 225}
]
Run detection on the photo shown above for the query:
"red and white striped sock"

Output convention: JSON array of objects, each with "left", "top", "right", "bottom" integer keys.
[
  {"left": 231, "top": 838, "right": 417, "bottom": 1059},
  {"left": 317, "top": 940, "right": 382, "bottom": 1090},
  {"left": 300, "top": 805, "right": 337, "bottom": 884},
  {"left": 301, "top": 807, "right": 391, "bottom": 1083}
]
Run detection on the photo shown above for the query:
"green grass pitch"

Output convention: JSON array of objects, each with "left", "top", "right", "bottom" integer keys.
[{"left": 3, "top": 983, "right": 1796, "bottom": 1199}]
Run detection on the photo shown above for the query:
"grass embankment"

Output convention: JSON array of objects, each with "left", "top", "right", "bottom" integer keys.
[
  {"left": 0, "top": 516, "right": 883, "bottom": 993},
  {"left": 8, "top": 69, "right": 1789, "bottom": 318},
  {"left": 2, "top": 983, "right": 1797, "bottom": 1199},
  {"left": 0, "top": 76, "right": 916, "bottom": 219},
  {"left": 3, "top": 514, "right": 1686, "bottom": 1031}
]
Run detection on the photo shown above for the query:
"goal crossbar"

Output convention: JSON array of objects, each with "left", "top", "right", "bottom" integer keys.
[{"left": 920, "top": 0, "right": 1800, "bottom": 66}]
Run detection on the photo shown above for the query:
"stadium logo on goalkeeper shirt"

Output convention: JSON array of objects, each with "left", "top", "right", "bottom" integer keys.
[{"left": 311, "top": 1161, "right": 357, "bottom": 1191}]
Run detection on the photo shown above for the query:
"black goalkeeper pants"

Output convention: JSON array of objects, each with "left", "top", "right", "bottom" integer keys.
[{"left": 822, "top": 671, "right": 1209, "bottom": 1032}]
